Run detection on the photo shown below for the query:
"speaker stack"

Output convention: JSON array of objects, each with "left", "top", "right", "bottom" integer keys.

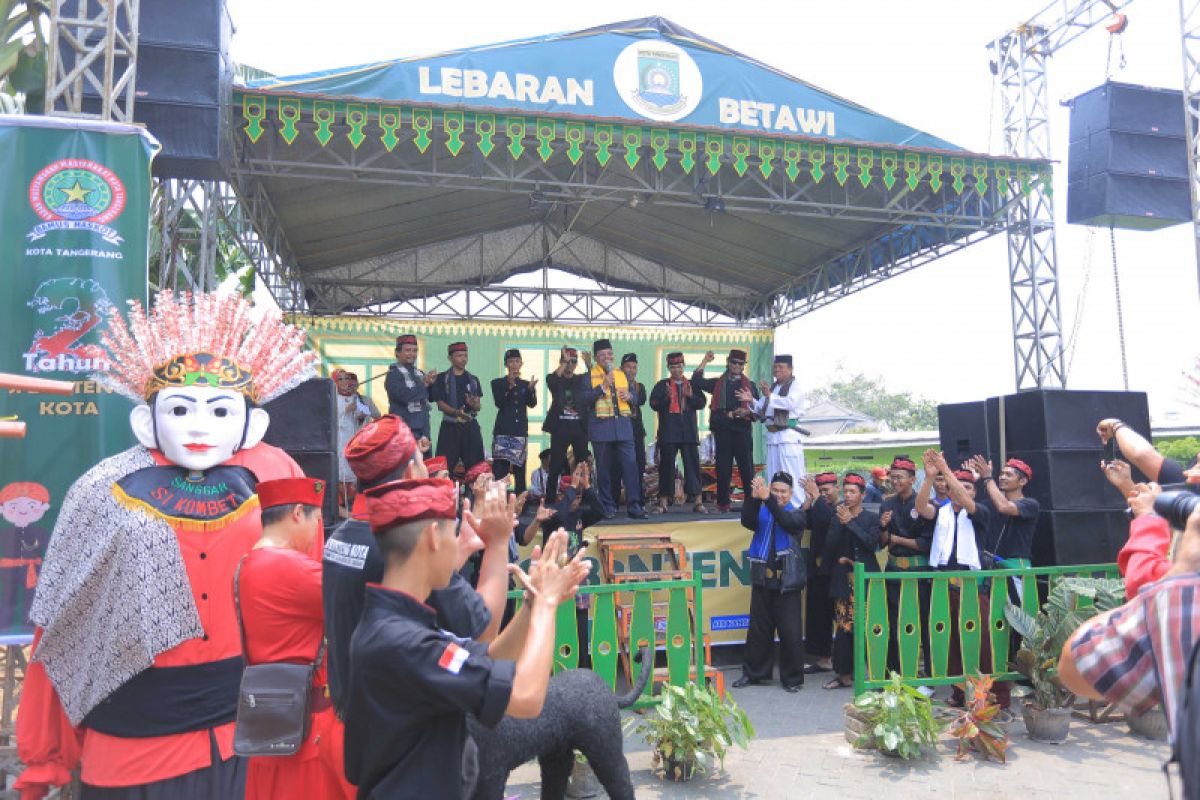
[
  {"left": 1066, "top": 81, "right": 1190, "bottom": 231},
  {"left": 938, "top": 389, "right": 1151, "bottom": 566},
  {"left": 65, "top": 0, "right": 232, "bottom": 179},
  {"left": 260, "top": 378, "right": 341, "bottom": 529}
]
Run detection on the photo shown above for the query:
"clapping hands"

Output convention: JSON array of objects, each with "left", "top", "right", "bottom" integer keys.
[{"left": 509, "top": 528, "right": 591, "bottom": 609}]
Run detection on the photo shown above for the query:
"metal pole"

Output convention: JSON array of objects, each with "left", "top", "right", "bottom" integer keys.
[{"left": 1180, "top": 0, "right": 1200, "bottom": 297}]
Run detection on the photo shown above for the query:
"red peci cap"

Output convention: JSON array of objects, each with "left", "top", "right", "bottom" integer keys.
[
  {"left": 890, "top": 457, "right": 917, "bottom": 473},
  {"left": 448, "top": 342, "right": 468, "bottom": 354},
  {"left": 463, "top": 460, "right": 492, "bottom": 484},
  {"left": 257, "top": 477, "right": 325, "bottom": 510},
  {"left": 366, "top": 478, "right": 457, "bottom": 534},
  {"left": 344, "top": 415, "right": 417, "bottom": 484},
  {"left": 843, "top": 473, "right": 866, "bottom": 488},
  {"left": 396, "top": 334, "right": 417, "bottom": 347},
  {"left": 1006, "top": 458, "right": 1033, "bottom": 481},
  {"left": 870, "top": 467, "right": 888, "bottom": 479},
  {"left": 813, "top": 472, "right": 838, "bottom": 485},
  {"left": 953, "top": 470, "right": 976, "bottom": 483},
  {"left": 424, "top": 456, "right": 449, "bottom": 475}
]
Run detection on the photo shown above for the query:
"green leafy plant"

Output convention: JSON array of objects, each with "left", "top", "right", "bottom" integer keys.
[
  {"left": 851, "top": 672, "right": 943, "bottom": 759},
  {"left": 625, "top": 682, "right": 754, "bottom": 781},
  {"left": 1005, "top": 576, "right": 1126, "bottom": 709},
  {"left": 949, "top": 674, "right": 1009, "bottom": 763}
]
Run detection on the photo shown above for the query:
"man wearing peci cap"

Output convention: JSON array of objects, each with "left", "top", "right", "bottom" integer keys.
[
  {"left": 879, "top": 456, "right": 933, "bottom": 678},
  {"left": 343, "top": 479, "right": 589, "bottom": 799},
  {"left": 803, "top": 473, "right": 840, "bottom": 674},
  {"left": 430, "top": 342, "right": 485, "bottom": 478},
  {"left": 741, "top": 354, "right": 807, "bottom": 483},
  {"left": 490, "top": 349, "right": 538, "bottom": 494},
  {"left": 618, "top": 353, "right": 649, "bottom": 506},
  {"left": 649, "top": 352, "right": 707, "bottom": 514},
  {"left": 581, "top": 339, "right": 647, "bottom": 519},
  {"left": 693, "top": 349, "right": 760, "bottom": 512},
  {"left": 971, "top": 454, "right": 1040, "bottom": 604},
  {"left": 322, "top": 416, "right": 512, "bottom": 721},
  {"left": 734, "top": 472, "right": 808, "bottom": 692},
  {"left": 543, "top": 346, "right": 590, "bottom": 504},
  {"left": 385, "top": 334, "right": 437, "bottom": 458}
]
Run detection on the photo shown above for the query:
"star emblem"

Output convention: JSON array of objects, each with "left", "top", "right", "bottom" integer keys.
[{"left": 60, "top": 181, "right": 93, "bottom": 204}]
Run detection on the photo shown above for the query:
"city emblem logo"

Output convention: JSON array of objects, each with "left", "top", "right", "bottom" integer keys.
[
  {"left": 27, "top": 159, "right": 127, "bottom": 245},
  {"left": 23, "top": 277, "right": 114, "bottom": 375},
  {"left": 612, "top": 40, "right": 702, "bottom": 123}
]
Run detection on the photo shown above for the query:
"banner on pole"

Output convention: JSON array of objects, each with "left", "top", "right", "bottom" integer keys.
[{"left": 0, "top": 117, "right": 156, "bottom": 643}]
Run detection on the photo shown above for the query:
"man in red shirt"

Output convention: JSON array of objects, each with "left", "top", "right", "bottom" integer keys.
[
  {"left": 16, "top": 292, "right": 318, "bottom": 800},
  {"left": 238, "top": 477, "right": 353, "bottom": 799}
]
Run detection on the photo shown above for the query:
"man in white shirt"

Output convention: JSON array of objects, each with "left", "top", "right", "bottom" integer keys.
[{"left": 740, "top": 354, "right": 806, "bottom": 481}]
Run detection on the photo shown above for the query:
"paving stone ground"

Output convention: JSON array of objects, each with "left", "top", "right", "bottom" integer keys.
[{"left": 504, "top": 667, "right": 1169, "bottom": 799}]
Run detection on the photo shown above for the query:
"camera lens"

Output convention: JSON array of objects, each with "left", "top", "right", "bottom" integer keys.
[{"left": 1153, "top": 490, "right": 1200, "bottom": 530}]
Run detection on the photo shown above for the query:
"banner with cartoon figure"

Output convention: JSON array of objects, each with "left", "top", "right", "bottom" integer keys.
[{"left": 0, "top": 117, "right": 156, "bottom": 642}]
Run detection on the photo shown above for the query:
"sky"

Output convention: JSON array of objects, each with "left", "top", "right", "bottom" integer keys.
[{"left": 225, "top": 0, "right": 1199, "bottom": 423}]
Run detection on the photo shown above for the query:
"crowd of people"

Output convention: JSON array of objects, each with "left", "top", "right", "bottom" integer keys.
[
  {"left": 17, "top": 286, "right": 1200, "bottom": 799},
  {"left": 374, "top": 336, "right": 808, "bottom": 521}
]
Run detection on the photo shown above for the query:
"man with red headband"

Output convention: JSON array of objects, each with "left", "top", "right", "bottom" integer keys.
[
  {"left": 821, "top": 473, "right": 880, "bottom": 689},
  {"left": 917, "top": 449, "right": 1005, "bottom": 708},
  {"left": 322, "top": 416, "right": 513, "bottom": 721},
  {"left": 430, "top": 342, "right": 485, "bottom": 477},
  {"left": 971, "top": 453, "right": 1040, "bottom": 572},
  {"left": 879, "top": 456, "right": 933, "bottom": 677},
  {"left": 0, "top": 481, "right": 51, "bottom": 634},
  {"left": 343, "top": 479, "right": 589, "bottom": 799},
  {"left": 17, "top": 291, "right": 316, "bottom": 799},
  {"left": 385, "top": 334, "right": 437, "bottom": 459},
  {"left": 802, "top": 473, "right": 839, "bottom": 674}
]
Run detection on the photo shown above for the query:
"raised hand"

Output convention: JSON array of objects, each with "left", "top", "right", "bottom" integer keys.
[
  {"left": 418, "top": 436, "right": 431, "bottom": 454},
  {"left": 423, "top": 368, "right": 438, "bottom": 386},
  {"left": 750, "top": 476, "right": 769, "bottom": 500},
  {"left": 921, "top": 448, "right": 939, "bottom": 478},
  {"left": 528, "top": 375, "right": 539, "bottom": 391},
  {"left": 1101, "top": 459, "right": 1134, "bottom": 493},
  {"left": 535, "top": 500, "right": 555, "bottom": 523},
  {"left": 466, "top": 480, "right": 517, "bottom": 549},
  {"left": 972, "top": 455, "right": 993, "bottom": 480},
  {"left": 836, "top": 503, "right": 852, "bottom": 524},
  {"left": 581, "top": 350, "right": 593, "bottom": 368},
  {"left": 511, "top": 528, "right": 591, "bottom": 608},
  {"left": 455, "top": 507, "right": 485, "bottom": 568},
  {"left": 804, "top": 477, "right": 819, "bottom": 499},
  {"left": 879, "top": 509, "right": 893, "bottom": 528},
  {"left": 735, "top": 387, "right": 755, "bottom": 404},
  {"left": 758, "top": 379, "right": 771, "bottom": 396},
  {"left": 701, "top": 350, "right": 715, "bottom": 365},
  {"left": 1127, "top": 482, "right": 1161, "bottom": 519},
  {"left": 1096, "top": 418, "right": 1122, "bottom": 444}
]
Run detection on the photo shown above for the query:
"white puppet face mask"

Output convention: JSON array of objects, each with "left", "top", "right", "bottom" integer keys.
[{"left": 130, "top": 386, "right": 270, "bottom": 472}]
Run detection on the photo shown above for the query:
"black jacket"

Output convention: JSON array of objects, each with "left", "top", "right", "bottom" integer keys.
[
  {"left": 823, "top": 507, "right": 882, "bottom": 598},
  {"left": 543, "top": 371, "right": 589, "bottom": 435},
  {"left": 741, "top": 494, "right": 807, "bottom": 593},
  {"left": 490, "top": 376, "right": 537, "bottom": 436}
]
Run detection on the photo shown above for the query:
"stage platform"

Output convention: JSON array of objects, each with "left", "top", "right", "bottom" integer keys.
[{"left": 592, "top": 505, "right": 743, "bottom": 528}]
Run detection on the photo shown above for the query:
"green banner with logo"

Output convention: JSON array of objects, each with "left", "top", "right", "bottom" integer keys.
[{"left": 0, "top": 117, "right": 157, "bottom": 642}]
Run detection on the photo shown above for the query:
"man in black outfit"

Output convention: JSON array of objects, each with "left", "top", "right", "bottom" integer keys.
[
  {"left": 734, "top": 473, "right": 808, "bottom": 692},
  {"left": 649, "top": 352, "right": 707, "bottom": 514},
  {"left": 614, "top": 353, "right": 648, "bottom": 507},
  {"left": 490, "top": 348, "right": 538, "bottom": 493},
  {"left": 384, "top": 333, "right": 437, "bottom": 457},
  {"left": 879, "top": 456, "right": 933, "bottom": 677},
  {"left": 691, "top": 348, "right": 759, "bottom": 512},
  {"left": 543, "top": 346, "right": 589, "bottom": 503},
  {"left": 429, "top": 341, "right": 485, "bottom": 477},
  {"left": 803, "top": 472, "right": 839, "bottom": 674}
]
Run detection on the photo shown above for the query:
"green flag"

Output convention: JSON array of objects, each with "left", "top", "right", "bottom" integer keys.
[{"left": 0, "top": 118, "right": 156, "bottom": 641}]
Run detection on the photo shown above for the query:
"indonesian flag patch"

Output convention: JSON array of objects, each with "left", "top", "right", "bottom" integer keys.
[{"left": 438, "top": 642, "right": 469, "bottom": 674}]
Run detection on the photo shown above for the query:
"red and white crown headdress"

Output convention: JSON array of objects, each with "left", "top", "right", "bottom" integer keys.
[{"left": 98, "top": 290, "right": 318, "bottom": 405}]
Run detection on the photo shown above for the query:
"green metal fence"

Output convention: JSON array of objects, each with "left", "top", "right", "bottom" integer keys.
[
  {"left": 851, "top": 561, "right": 1120, "bottom": 696},
  {"left": 508, "top": 572, "right": 707, "bottom": 706}
]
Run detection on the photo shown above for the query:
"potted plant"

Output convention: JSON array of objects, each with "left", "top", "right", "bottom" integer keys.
[
  {"left": 849, "top": 672, "right": 943, "bottom": 759},
  {"left": 1005, "top": 577, "right": 1126, "bottom": 743},
  {"left": 948, "top": 674, "right": 1010, "bottom": 762},
  {"left": 625, "top": 682, "right": 754, "bottom": 782}
]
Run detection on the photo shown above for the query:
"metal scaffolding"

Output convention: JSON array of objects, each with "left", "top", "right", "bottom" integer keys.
[
  {"left": 45, "top": 0, "right": 140, "bottom": 121},
  {"left": 989, "top": 0, "right": 1133, "bottom": 391},
  {"left": 1181, "top": 0, "right": 1200, "bottom": 294}
]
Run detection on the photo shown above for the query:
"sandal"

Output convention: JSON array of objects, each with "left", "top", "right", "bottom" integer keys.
[{"left": 822, "top": 677, "right": 852, "bottom": 690}]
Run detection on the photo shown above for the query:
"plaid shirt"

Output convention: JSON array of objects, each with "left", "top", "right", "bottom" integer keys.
[{"left": 1071, "top": 573, "right": 1200, "bottom": 731}]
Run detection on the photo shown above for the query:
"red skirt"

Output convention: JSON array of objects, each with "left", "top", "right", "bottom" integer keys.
[{"left": 245, "top": 706, "right": 354, "bottom": 800}]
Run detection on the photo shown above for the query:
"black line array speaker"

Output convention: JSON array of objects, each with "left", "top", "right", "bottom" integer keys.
[
  {"left": 1066, "top": 81, "right": 1190, "bottom": 231},
  {"left": 64, "top": 0, "right": 232, "bottom": 179},
  {"left": 937, "top": 389, "right": 1152, "bottom": 565},
  {"left": 1032, "top": 509, "right": 1131, "bottom": 567},
  {"left": 260, "top": 378, "right": 340, "bottom": 525}
]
